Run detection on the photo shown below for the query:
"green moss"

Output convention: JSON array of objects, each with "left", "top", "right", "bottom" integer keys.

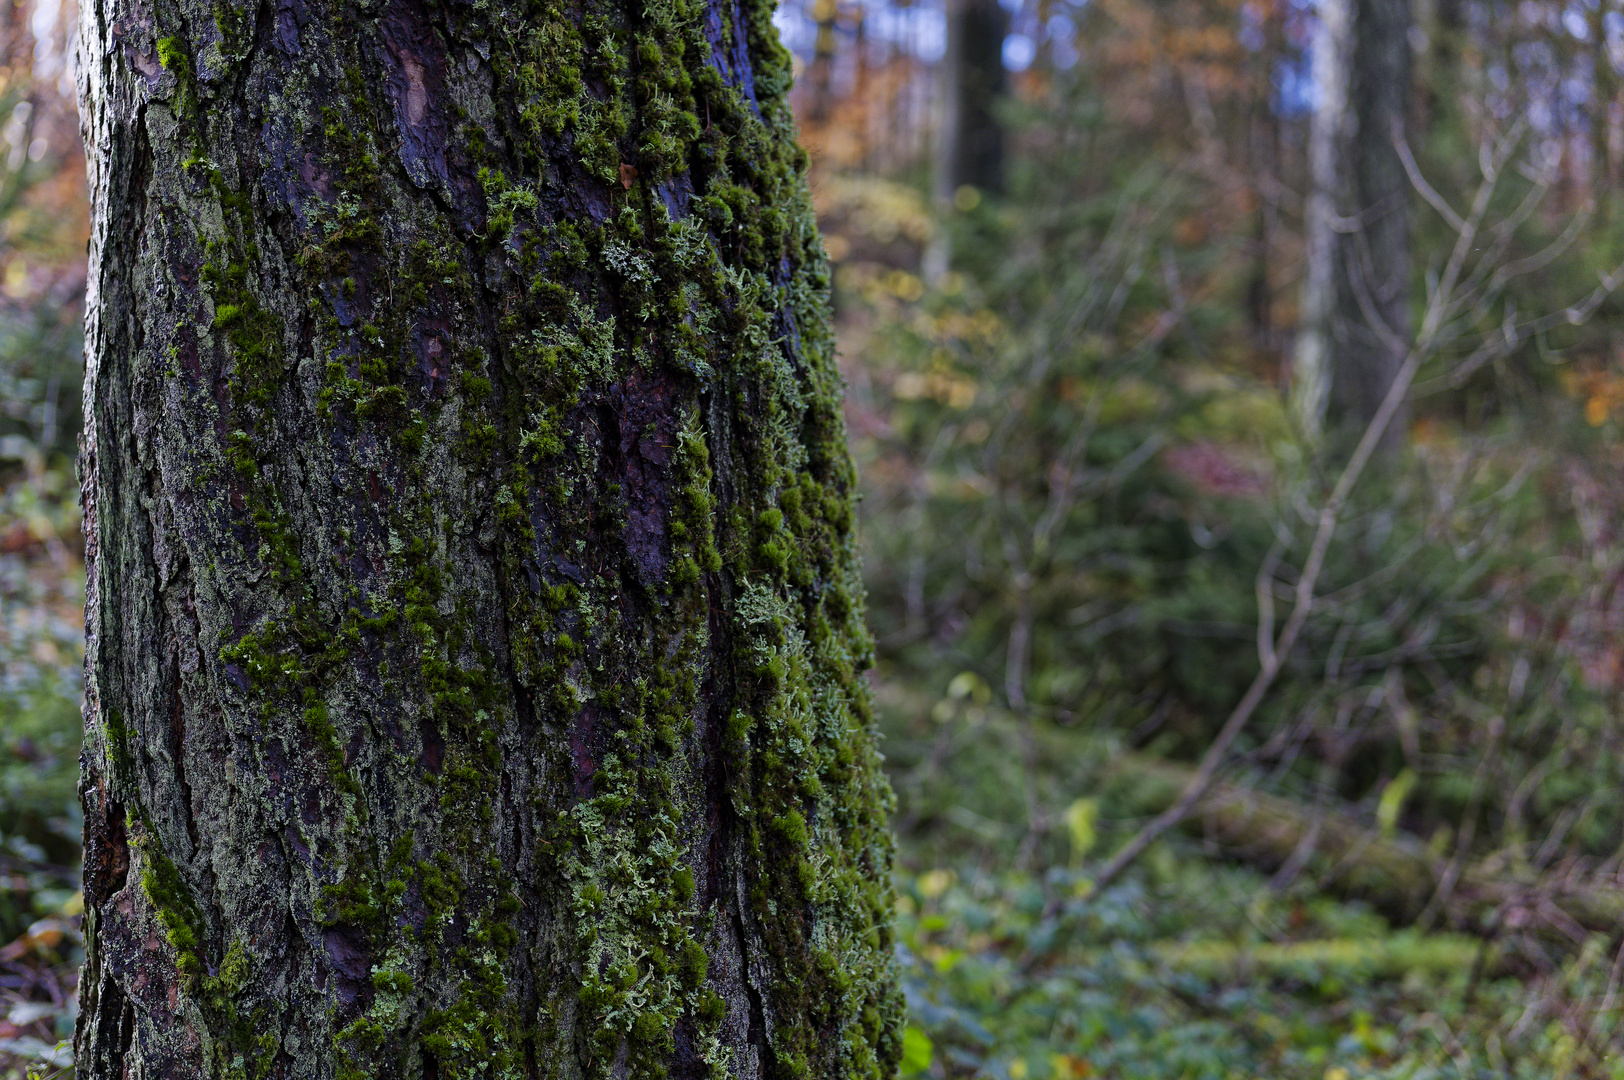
[
  {"left": 102, "top": 709, "right": 135, "bottom": 785},
  {"left": 155, "top": 36, "right": 188, "bottom": 71},
  {"left": 138, "top": 839, "right": 205, "bottom": 981},
  {"left": 103, "top": 0, "right": 900, "bottom": 1074}
]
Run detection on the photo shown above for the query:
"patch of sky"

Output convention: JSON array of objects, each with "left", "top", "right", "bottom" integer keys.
[
  {"left": 1002, "top": 33, "right": 1034, "bottom": 72},
  {"left": 775, "top": 0, "right": 946, "bottom": 64}
]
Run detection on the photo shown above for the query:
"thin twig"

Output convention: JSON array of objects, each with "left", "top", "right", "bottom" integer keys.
[{"left": 1394, "top": 123, "right": 1465, "bottom": 233}]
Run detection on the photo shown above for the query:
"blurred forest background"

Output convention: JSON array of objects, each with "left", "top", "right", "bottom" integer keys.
[{"left": 6, "top": 0, "right": 1624, "bottom": 1074}]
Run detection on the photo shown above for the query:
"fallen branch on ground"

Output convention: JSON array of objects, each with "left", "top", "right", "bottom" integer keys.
[{"left": 1111, "top": 751, "right": 1624, "bottom": 940}]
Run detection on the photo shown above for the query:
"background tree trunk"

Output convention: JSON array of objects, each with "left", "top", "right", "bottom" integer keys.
[
  {"left": 937, "top": 0, "right": 1005, "bottom": 199},
  {"left": 1590, "top": 3, "right": 1617, "bottom": 201},
  {"left": 807, "top": 0, "right": 839, "bottom": 121},
  {"left": 1292, "top": 0, "right": 1412, "bottom": 450},
  {"left": 72, "top": 0, "right": 904, "bottom": 1074},
  {"left": 921, "top": 0, "right": 1005, "bottom": 282},
  {"left": 1333, "top": 0, "right": 1411, "bottom": 447},
  {"left": 1290, "top": 0, "right": 1351, "bottom": 438},
  {"left": 1415, "top": 0, "right": 1460, "bottom": 129}
]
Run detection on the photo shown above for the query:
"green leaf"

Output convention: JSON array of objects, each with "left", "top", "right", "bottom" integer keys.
[
  {"left": 1376, "top": 768, "right": 1418, "bottom": 838},
  {"left": 1065, "top": 798, "right": 1099, "bottom": 862},
  {"left": 899, "top": 1025, "right": 933, "bottom": 1077}
]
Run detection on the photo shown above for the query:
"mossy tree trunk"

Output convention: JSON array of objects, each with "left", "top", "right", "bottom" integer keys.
[{"left": 72, "top": 0, "right": 903, "bottom": 1074}]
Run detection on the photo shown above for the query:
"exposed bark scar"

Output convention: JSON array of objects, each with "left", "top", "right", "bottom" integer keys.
[{"left": 402, "top": 52, "right": 428, "bottom": 124}]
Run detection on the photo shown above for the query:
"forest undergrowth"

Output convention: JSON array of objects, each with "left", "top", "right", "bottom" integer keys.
[
  {"left": 827, "top": 61, "right": 1624, "bottom": 1080},
  {"left": 0, "top": 42, "right": 92, "bottom": 1075}
]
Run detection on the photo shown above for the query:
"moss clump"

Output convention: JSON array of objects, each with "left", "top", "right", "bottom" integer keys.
[{"left": 138, "top": 836, "right": 206, "bottom": 982}]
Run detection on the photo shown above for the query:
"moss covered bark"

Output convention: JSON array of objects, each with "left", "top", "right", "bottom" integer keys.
[{"left": 73, "top": 0, "right": 903, "bottom": 1074}]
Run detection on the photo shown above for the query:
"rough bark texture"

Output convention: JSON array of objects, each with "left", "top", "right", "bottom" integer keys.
[{"left": 72, "top": 0, "right": 904, "bottom": 1075}]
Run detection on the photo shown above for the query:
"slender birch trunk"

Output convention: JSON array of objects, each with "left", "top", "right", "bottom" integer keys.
[
  {"left": 1291, "top": 0, "right": 1352, "bottom": 440},
  {"left": 1293, "top": 0, "right": 1412, "bottom": 450}
]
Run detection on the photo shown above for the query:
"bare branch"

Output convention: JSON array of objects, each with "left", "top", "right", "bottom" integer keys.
[
  {"left": 1394, "top": 124, "right": 1465, "bottom": 233},
  {"left": 1255, "top": 536, "right": 1286, "bottom": 673}
]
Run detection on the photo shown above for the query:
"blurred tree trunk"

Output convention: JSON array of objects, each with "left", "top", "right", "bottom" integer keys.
[
  {"left": 1415, "top": 0, "right": 1460, "bottom": 126},
  {"left": 73, "top": 0, "right": 904, "bottom": 1075},
  {"left": 1247, "top": 2, "right": 1287, "bottom": 359},
  {"left": 1291, "top": 0, "right": 1351, "bottom": 437},
  {"left": 938, "top": 0, "right": 1006, "bottom": 198},
  {"left": 1334, "top": 0, "right": 1411, "bottom": 444},
  {"left": 0, "top": 0, "right": 27, "bottom": 70},
  {"left": 1293, "top": 0, "right": 1412, "bottom": 450},
  {"left": 1591, "top": 6, "right": 1617, "bottom": 198},
  {"left": 923, "top": 0, "right": 1006, "bottom": 281},
  {"left": 808, "top": 0, "right": 840, "bottom": 121}
]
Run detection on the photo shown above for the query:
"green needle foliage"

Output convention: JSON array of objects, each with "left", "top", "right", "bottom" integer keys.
[
  {"left": 837, "top": 41, "right": 1624, "bottom": 1078},
  {"left": 854, "top": 56, "right": 1624, "bottom": 884}
]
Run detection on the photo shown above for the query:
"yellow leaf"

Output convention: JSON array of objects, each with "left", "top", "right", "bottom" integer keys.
[
  {"left": 1376, "top": 769, "right": 1417, "bottom": 838},
  {"left": 1050, "top": 1053, "right": 1093, "bottom": 1079},
  {"left": 917, "top": 868, "right": 955, "bottom": 900},
  {"left": 1065, "top": 798, "right": 1099, "bottom": 862}
]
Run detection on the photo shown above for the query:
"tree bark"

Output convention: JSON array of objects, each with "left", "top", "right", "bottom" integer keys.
[
  {"left": 1290, "top": 0, "right": 1351, "bottom": 438},
  {"left": 1292, "top": 0, "right": 1412, "bottom": 450},
  {"left": 1333, "top": 0, "right": 1411, "bottom": 446},
  {"left": 935, "top": 0, "right": 1005, "bottom": 200},
  {"left": 921, "top": 0, "right": 1004, "bottom": 282},
  {"left": 72, "top": 0, "right": 903, "bottom": 1075}
]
